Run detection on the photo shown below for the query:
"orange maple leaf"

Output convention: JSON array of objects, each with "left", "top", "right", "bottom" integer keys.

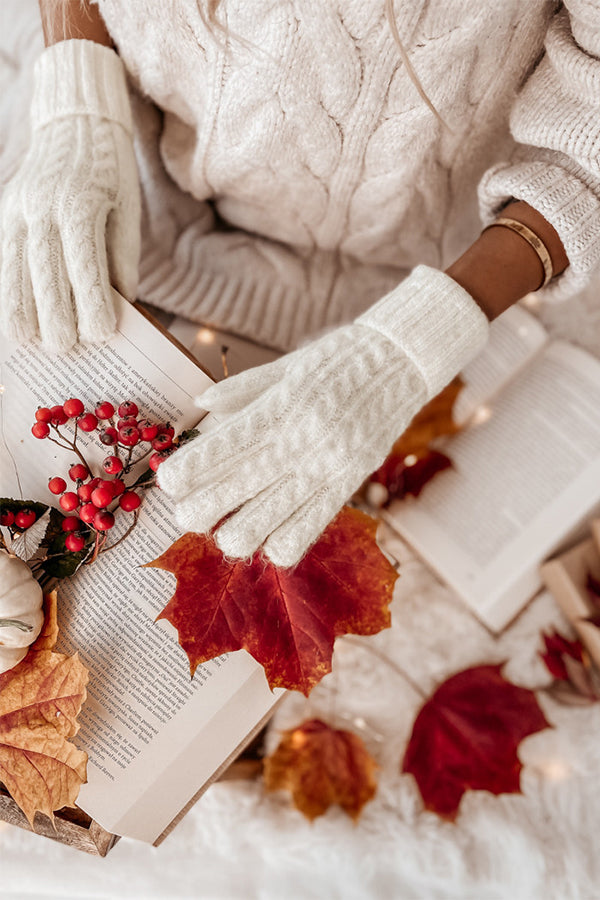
[
  {"left": 264, "top": 718, "right": 378, "bottom": 821},
  {"left": 148, "top": 506, "right": 398, "bottom": 695},
  {"left": 0, "top": 591, "right": 88, "bottom": 826}
]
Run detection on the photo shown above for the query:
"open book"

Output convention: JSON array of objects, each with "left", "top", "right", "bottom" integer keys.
[
  {"left": 381, "top": 302, "right": 600, "bottom": 632},
  {"left": 0, "top": 291, "right": 282, "bottom": 843}
]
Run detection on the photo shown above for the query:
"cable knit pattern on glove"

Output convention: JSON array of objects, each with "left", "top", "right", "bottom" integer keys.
[
  {"left": 158, "top": 266, "right": 489, "bottom": 567},
  {"left": 0, "top": 40, "right": 140, "bottom": 352}
]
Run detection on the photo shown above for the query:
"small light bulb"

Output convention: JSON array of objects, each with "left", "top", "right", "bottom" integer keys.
[
  {"left": 196, "top": 328, "right": 216, "bottom": 345},
  {"left": 539, "top": 759, "right": 570, "bottom": 781},
  {"left": 521, "top": 293, "right": 541, "bottom": 311},
  {"left": 403, "top": 454, "right": 418, "bottom": 467},
  {"left": 0, "top": 384, "right": 5, "bottom": 394},
  {"left": 471, "top": 405, "right": 492, "bottom": 425}
]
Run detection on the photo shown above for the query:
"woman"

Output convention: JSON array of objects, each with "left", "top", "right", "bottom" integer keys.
[{"left": 1, "top": 0, "right": 597, "bottom": 566}]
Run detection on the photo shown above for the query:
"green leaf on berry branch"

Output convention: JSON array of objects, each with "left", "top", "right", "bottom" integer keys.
[
  {"left": 147, "top": 506, "right": 398, "bottom": 695},
  {"left": 41, "top": 508, "right": 94, "bottom": 579},
  {"left": 402, "top": 664, "right": 551, "bottom": 820}
]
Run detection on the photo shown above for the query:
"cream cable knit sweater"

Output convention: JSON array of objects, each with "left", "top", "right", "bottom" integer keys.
[{"left": 93, "top": 0, "right": 600, "bottom": 351}]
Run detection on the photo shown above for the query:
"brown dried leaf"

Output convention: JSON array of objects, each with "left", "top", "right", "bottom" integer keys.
[
  {"left": 264, "top": 718, "right": 378, "bottom": 821},
  {"left": 0, "top": 591, "right": 88, "bottom": 825}
]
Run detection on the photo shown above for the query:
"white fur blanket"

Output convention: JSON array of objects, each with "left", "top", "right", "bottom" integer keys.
[{"left": 2, "top": 3, "right": 600, "bottom": 898}]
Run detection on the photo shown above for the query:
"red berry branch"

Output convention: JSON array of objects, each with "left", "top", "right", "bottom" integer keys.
[{"left": 28, "top": 397, "right": 178, "bottom": 562}]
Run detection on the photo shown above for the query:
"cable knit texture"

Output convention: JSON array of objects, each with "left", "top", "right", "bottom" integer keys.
[
  {"left": 91, "top": 0, "right": 600, "bottom": 351},
  {"left": 158, "top": 266, "right": 489, "bottom": 566},
  {"left": 0, "top": 40, "right": 140, "bottom": 352}
]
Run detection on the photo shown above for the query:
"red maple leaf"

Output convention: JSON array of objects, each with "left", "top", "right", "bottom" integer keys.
[
  {"left": 402, "top": 664, "right": 551, "bottom": 820},
  {"left": 147, "top": 507, "right": 398, "bottom": 695}
]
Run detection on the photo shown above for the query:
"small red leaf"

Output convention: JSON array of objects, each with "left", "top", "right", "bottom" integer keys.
[
  {"left": 148, "top": 507, "right": 398, "bottom": 695},
  {"left": 371, "top": 449, "right": 452, "bottom": 504},
  {"left": 402, "top": 665, "right": 550, "bottom": 820}
]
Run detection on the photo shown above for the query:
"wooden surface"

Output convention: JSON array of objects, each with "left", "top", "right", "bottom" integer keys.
[{"left": 0, "top": 784, "right": 119, "bottom": 856}]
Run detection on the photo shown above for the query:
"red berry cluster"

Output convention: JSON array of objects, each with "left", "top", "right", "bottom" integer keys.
[
  {"left": 31, "top": 398, "right": 175, "bottom": 553},
  {"left": 0, "top": 508, "right": 38, "bottom": 530}
]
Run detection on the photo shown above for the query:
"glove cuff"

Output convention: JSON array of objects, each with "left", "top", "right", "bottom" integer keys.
[
  {"left": 356, "top": 265, "right": 490, "bottom": 397},
  {"left": 31, "top": 40, "right": 132, "bottom": 134}
]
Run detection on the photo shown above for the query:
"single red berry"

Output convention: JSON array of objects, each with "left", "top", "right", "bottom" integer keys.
[
  {"left": 91, "top": 486, "right": 114, "bottom": 509},
  {"left": 119, "top": 491, "right": 141, "bottom": 512},
  {"left": 59, "top": 492, "right": 79, "bottom": 512},
  {"left": 35, "top": 407, "right": 52, "bottom": 423},
  {"left": 63, "top": 398, "right": 85, "bottom": 418},
  {"left": 78, "top": 478, "right": 99, "bottom": 502},
  {"left": 118, "top": 425, "right": 139, "bottom": 447},
  {"left": 118, "top": 401, "right": 139, "bottom": 418},
  {"left": 138, "top": 419, "right": 158, "bottom": 441},
  {"left": 93, "top": 510, "right": 115, "bottom": 532},
  {"left": 117, "top": 416, "right": 138, "bottom": 430},
  {"left": 69, "top": 463, "right": 89, "bottom": 482},
  {"left": 79, "top": 503, "right": 97, "bottom": 524},
  {"left": 50, "top": 405, "right": 68, "bottom": 425},
  {"left": 31, "top": 422, "right": 50, "bottom": 439},
  {"left": 97, "top": 479, "right": 116, "bottom": 494},
  {"left": 149, "top": 450, "right": 171, "bottom": 472},
  {"left": 78, "top": 413, "right": 98, "bottom": 432},
  {"left": 99, "top": 426, "right": 118, "bottom": 446},
  {"left": 65, "top": 533, "right": 86, "bottom": 552},
  {"left": 95, "top": 401, "right": 115, "bottom": 420},
  {"left": 48, "top": 476, "right": 67, "bottom": 495},
  {"left": 0, "top": 510, "right": 15, "bottom": 527},
  {"left": 152, "top": 433, "right": 173, "bottom": 451},
  {"left": 15, "top": 509, "right": 37, "bottom": 529},
  {"left": 156, "top": 423, "right": 175, "bottom": 438},
  {"left": 61, "top": 516, "right": 81, "bottom": 533},
  {"left": 111, "top": 478, "right": 126, "bottom": 497},
  {"left": 102, "top": 455, "right": 123, "bottom": 475}
]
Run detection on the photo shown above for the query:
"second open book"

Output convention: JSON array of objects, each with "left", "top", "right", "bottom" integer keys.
[{"left": 381, "top": 300, "right": 600, "bottom": 632}]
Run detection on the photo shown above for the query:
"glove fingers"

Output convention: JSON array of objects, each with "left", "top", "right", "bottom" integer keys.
[
  {"left": 28, "top": 223, "right": 77, "bottom": 353},
  {"left": 262, "top": 473, "right": 358, "bottom": 568},
  {"left": 170, "top": 458, "right": 281, "bottom": 538},
  {"left": 106, "top": 200, "right": 140, "bottom": 302},
  {"left": 213, "top": 470, "right": 303, "bottom": 559},
  {"left": 197, "top": 353, "right": 289, "bottom": 414},
  {"left": 0, "top": 224, "right": 38, "bottom": 343},
  {"left": 64, "top": 204, "right": 117, "bottom": 345}
]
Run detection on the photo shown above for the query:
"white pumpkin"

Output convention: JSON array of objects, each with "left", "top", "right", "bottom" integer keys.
[{"left": 0, "top": 553, "right": 44, "bottom": 674}]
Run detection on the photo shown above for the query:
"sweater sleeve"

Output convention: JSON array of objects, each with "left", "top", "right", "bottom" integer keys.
[{"left": 477, "top": 0, "right": 600, "bottom": 302}]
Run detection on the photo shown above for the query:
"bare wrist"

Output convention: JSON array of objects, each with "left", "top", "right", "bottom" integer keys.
[
  {"left": 39, "top": 0, "right": 113, "bottom": 47},
  {"left": 445, "top": 200, "right": 569, "bottom": 321}
]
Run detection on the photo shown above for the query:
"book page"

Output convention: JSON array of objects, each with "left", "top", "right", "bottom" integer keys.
[
  {"left": 453, "top": 303, "right": 548, "bottom": 425},
  {"left": 0, "top": 292, "right": 280, "bottom": 841},
  {"left": 383, "top": 341, "right": 600, "bottom": 631}
]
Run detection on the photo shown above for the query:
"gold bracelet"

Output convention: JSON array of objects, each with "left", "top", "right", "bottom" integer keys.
[{"left": 482, "top": 216, "right": 554, "bottom": 290}]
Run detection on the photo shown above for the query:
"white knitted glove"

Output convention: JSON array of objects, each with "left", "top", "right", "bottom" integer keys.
[
  {"left": 158, "top": 266, "right": 490, "bottom": 567},
  {"left": 0, "top": 40, "right": 140, "bottom": 353}
]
